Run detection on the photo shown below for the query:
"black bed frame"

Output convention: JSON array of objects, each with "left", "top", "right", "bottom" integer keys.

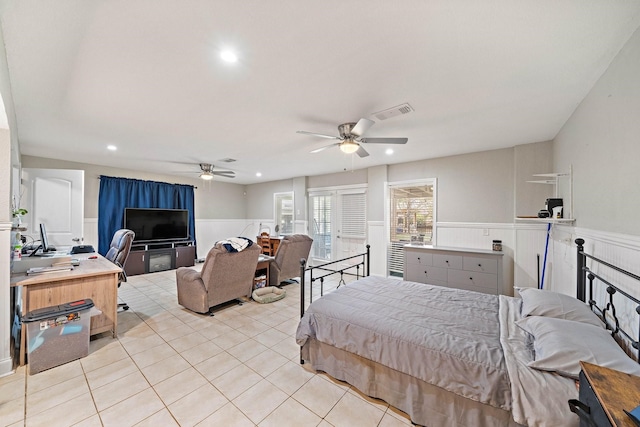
[
  {"left": 299, "top": 244, "right": 370, "bottom": 318},
  {"left": 576, "top": 238, "right": 640, "bottom": 361}
]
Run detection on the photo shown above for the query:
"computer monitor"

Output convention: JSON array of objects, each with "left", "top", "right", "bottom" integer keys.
[
  {"left": 30, "top": 223, "right": 53, "bottom": 256},
  {"left": 39, "top": 223, "right": 51, "bottom": 253}
]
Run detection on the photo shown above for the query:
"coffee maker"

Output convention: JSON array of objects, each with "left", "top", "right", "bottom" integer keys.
[{"left": 546, "top": 198, "right": 563, "bottom": 219}]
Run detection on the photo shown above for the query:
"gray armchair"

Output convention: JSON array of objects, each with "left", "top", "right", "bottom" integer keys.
[
  {"left": 176, "top": 242, "right": 260, "bottom": 314},
  {"left": 269, "top": 234, "right": 313, "bottom": 287}
]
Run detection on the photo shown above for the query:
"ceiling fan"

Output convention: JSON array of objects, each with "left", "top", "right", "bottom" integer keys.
[
  {"left": 192, "top": 163, "right": 235, "bottom": 180},
  {"left": 297, "top": 118, "right": 408, "bottom": 157}
]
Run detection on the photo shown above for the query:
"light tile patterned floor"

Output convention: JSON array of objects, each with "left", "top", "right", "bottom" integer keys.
[{"left": 0, "top": 267, "right": 414, "bottom": 427}]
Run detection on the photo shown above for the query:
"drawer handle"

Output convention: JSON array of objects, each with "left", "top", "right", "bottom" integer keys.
[
  {"left": 469, "top": 277, "right": 473, "bottom": 280},
  {"left": 568, "top": 399, "right": 596, "bottom": 426},
  {"left": 445, "top": 260, "right": 449, "bottom": 263},
  {"left": 478, "top": 263, "right": 482, "bottom": 267}
]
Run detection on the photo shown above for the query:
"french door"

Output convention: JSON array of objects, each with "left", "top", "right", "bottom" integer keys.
[{"left": 308, "top": 187, "right": 367, "bottom": 265}]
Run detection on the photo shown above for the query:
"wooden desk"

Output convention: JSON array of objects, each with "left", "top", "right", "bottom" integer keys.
[
  {"left": 10, "top": 254, "right": 121, "bottom": 366},
  {"left": 255, "top": 255, "right": 273, "bottom": 288}
]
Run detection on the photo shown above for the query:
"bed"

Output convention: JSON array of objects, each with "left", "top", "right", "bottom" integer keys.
[{"left": 295, "top": 239, "right": 640, "bottom": 427}]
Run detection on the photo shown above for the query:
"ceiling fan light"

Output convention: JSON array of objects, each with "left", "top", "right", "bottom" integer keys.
[
  {"left": 340, "top": 140, "right": 359, "bottom": 154},
  {"left": 200, "top": 172, "right": 214, "bottom": 180}
]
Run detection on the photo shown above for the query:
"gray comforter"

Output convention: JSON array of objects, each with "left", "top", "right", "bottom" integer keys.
[{"left": 296, "top": 276, "right": 512, "bottom": 409}]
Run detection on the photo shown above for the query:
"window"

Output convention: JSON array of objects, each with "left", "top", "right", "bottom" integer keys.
[
  {"left": 388, "top": 181, "right": 435, "bottom": 276},
  {"left": 310, "top": 193, "right": 332, "bottom": 260},
  {"left": 274, "top": 192, "right": 294, "bottom": 235}
]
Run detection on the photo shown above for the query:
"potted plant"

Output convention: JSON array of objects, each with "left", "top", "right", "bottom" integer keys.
[{"left": 12, "top": 195, "right": 27, "bottom": 227}]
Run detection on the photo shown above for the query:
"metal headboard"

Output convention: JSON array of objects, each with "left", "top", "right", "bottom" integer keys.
[{"left": 575, "top": 238, "right": 640, "bottom": 361}]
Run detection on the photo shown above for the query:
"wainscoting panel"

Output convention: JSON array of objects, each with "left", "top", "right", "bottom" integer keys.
[
  {"left": 83, "top": 218, "right": 98, "bottom": 248},
  {"left": 195, "top": 219, "right": 255, "bottom": 254},
  {"left": 548, "top": 226, "right": 640, "bottom": 343},
  {"left": 84, "top": 218, "right": 254, "bottom": 258},
  {"left": 513, "top": 224, "right": 549, "bottom": 291}
]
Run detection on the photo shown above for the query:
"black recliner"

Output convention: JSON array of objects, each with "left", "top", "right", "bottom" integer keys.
[{"left": 104, "top": 229, "right": 135, "bottom": 311}]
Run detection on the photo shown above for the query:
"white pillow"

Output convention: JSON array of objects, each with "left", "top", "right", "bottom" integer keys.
[
  {"left": 515, "top": 316, "right": 640, "bottom": 379},
  {"left": 518, "top": 287, "right": 603, "bottom": 328}
]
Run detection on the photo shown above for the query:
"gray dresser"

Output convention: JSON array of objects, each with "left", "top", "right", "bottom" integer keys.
[{"left": 403, "top": 245, "right": 505, "bottom": 295}]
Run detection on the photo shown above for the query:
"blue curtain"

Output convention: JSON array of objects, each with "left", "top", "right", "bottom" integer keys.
[{"left": 98, "top": 176, "right": 196, "bottom": 256}]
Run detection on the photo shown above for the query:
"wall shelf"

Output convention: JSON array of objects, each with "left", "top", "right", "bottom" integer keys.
[
  {"left": 516, "top": 166, "right": 574, "bottom": 223},
  {"left": 515, "top": 217, "right": 575, "bottom": 224}
]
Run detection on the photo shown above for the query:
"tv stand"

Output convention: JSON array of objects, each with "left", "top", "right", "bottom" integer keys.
[{"left": 124, "top": 240, "right": 195, "bottom": 276}]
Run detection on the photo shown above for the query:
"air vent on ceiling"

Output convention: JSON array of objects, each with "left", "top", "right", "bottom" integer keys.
[
  {"left": 219, "top": 158, "right": 237, "bottom": 163},
  {"left": 372, "top": 103, "right": 414, "bottom": 121}
]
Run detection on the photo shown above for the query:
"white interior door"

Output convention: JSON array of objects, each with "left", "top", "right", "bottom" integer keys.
[{"left": 22, "top": 168, "right": 84, "bottom": 249}]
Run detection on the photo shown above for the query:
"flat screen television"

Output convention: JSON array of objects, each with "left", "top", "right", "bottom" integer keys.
[{"left": 124, "top": 208, "right": 189, "bottom": 242}]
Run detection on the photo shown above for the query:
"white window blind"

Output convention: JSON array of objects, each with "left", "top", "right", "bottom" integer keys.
[{"left": 339, "top": 191, "right": 366, "bottom": 239}]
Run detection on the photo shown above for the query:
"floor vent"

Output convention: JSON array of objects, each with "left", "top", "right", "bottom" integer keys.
[{"left": 372, "top": 103, "right": 414, "bottom": 121}]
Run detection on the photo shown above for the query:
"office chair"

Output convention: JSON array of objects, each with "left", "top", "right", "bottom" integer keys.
[{"left": 104, "top": 229, "right": 135, "bottom": 311}]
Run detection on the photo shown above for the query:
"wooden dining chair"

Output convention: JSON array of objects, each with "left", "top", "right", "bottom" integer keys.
[{"left": 259, "top": 232, "right": 272, "bottom": 256}]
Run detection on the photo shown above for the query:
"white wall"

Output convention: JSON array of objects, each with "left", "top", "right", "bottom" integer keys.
[
  {"left": 21, "top": 156, "right": 248, "bottom": 221},
  {"left": 554, "top": 25, "right": 640, "bottom": 236},
  {"left": 545, "top": 26, "right": 640, "bottom": 342}
]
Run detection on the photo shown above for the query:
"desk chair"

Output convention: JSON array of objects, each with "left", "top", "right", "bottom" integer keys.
[
  {"left": 259, "top": 232, "right": 272, "bottom": 256},
  {"left": 104, "top": 229, "right": 135, "bottom": 311}
]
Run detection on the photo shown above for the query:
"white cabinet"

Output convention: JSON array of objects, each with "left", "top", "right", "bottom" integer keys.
[{"left": 403, "top": 245, "right": 505, "bottom": 295}]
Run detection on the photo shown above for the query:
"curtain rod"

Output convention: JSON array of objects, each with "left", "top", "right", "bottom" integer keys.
[{"left": 97, "top": 175, "right": 197, "bottom": 189}]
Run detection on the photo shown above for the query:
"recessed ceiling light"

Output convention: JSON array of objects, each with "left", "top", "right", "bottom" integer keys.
[
  {"left": 220, "top": 50, "right": 238, "bottom": 63},
  {"left": 386, "top": 148, "right": 394, "bottom": 155},
  {"left": 107, "top": 145, "right": 117, "bottom": 151},
  {"left": 256, "top": 172, "right": 262, "bottom": 177}
]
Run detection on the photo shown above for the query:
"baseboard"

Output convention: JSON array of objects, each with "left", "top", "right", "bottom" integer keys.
[{"left": 0, "top": 356, "right": 14, "bottom": 378}]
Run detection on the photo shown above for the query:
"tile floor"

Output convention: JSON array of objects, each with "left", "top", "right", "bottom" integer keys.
[{"left": 0, "top": 267, "right": 414, "bottom": 427}]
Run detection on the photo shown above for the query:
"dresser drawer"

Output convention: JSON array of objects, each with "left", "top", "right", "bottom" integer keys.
[
  {"left": 405, "top": 250, "right": 433, "bottom": 266},
  {"left": 406, "top": 265, "right": 448, "bottom": 284},
  {"left": 433, "top": 254, "right": 463, "bottom": 269},
  {"left": 404, "top": 263, "right": 425, "bottom": 283},
  {"left": 448, "top": 269, "right": 498, "bottom": 293},
  {"left": 463, "top": 256, "right": 498, "bottom": 274}
]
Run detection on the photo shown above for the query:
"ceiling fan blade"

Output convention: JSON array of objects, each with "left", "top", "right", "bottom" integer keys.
[
  {"left": 213, "top": 171, "right": 235, "bottom": 177},
  {"left": 297, "top": 130, "right": 340, "bottom": 140},
  {"left": 350, "top": 118, "right": 375, "bottom": 137},
  {"left": 356, "top": 146, "right": 370, "bottom": 158},
  {"left": 311, "top": 143, "right": 340, "bottom": 153},
  {"left": 362, "top": 137, "right": 408, "bottom": 144}
]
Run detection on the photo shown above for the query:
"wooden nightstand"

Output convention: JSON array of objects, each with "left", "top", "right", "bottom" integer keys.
[{"left": 569, "top": 361, "right": 640, "bottom": 426}]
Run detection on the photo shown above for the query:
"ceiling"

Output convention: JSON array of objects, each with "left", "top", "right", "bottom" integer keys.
[{"left": 1, "top": 1, "right": 640, "bottom": 184}]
